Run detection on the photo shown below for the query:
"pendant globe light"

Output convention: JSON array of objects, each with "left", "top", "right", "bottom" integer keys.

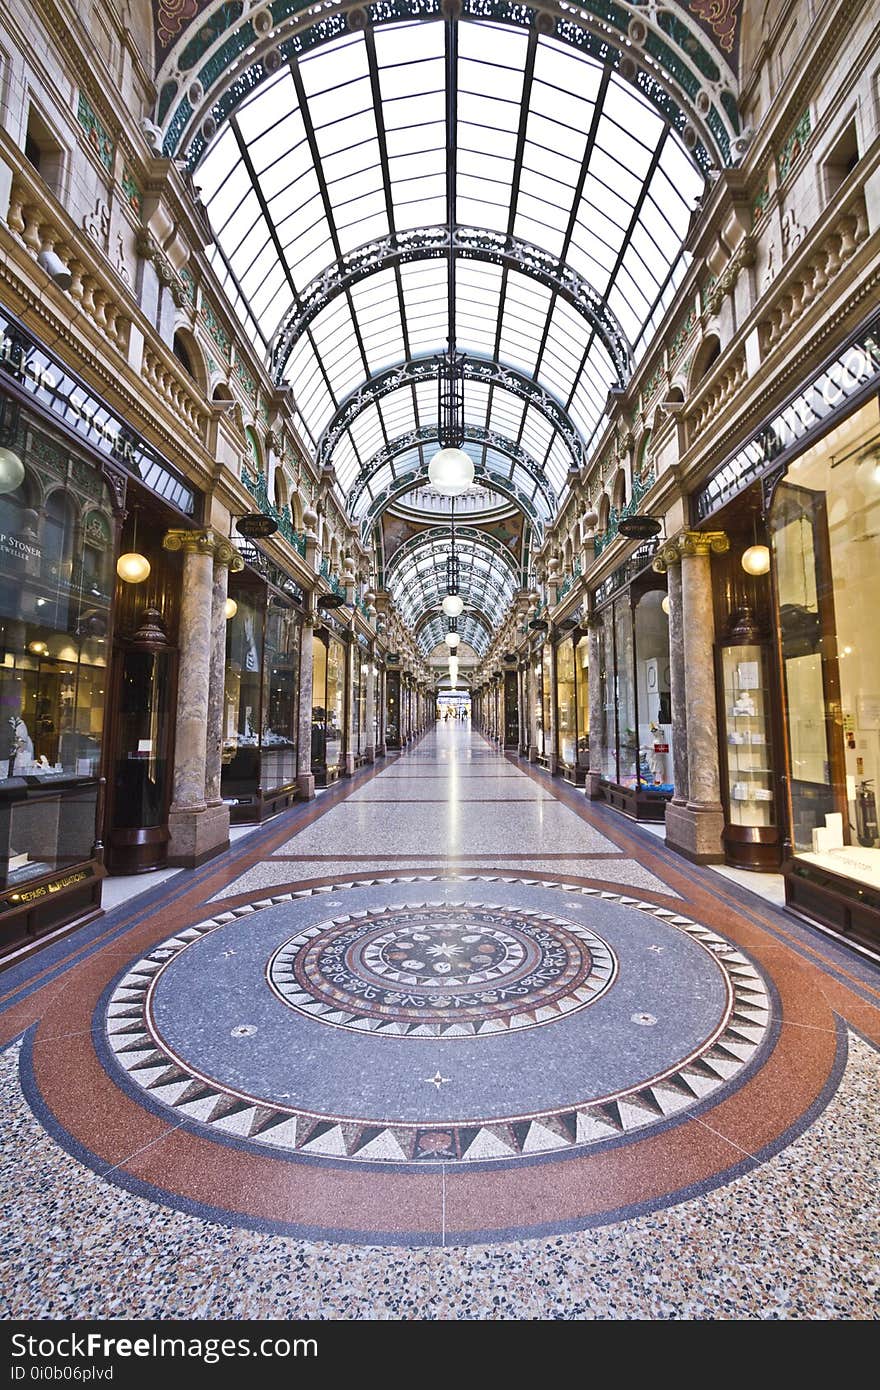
[
  {"left": 0, "top": 447, "right": 25, "bottom": 495},
  {"left": 741, "top": 511, "right": 771, "bottom": 576},
  {"left": 116, "top": 505, "right": 151, "bottom": 584},
  {"left": 428, "top": 348, "right": 474, "bottom": 497},
  {"left": 442, "top": 593, "right": 464, "bottom": 618}
]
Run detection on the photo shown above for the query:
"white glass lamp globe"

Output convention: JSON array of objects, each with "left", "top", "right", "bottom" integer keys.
[
  {"left": 116, "top": 551, "right": 151, "bottom": 584},
  {"left": 0, "top": 448, "right": 25, "bottom": 495},
  {"left": 661, "top": 594, "right": 670, "bottom": 615},
  {"left": 741, "top": 544, "right": 771, "bottom": 576},
  {"left": 428, "top": 446, "right": 474, "bottom": 497},
  {"left": 444, "top": 631, "right": 460, "bottom": 648},
  {"left": 225, "top": 597, "right": 238, "bottom": 619},
  {"left": 442, "top": 593, "right": 464, "bottom": 618}
]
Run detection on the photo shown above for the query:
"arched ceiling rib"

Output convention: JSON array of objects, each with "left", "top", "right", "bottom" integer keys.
[
  {"left": 316, "top": 357, "right": 588, "bottom": 499},
  {"left": 191, "top": 12, "right": 707, "bottom": 517},
  {"left": 270, "top": 227, "right": 632, "bottom": 382},
  {"left": 418, "top": 611, "right": 493, "bottom": 659},
  {"left": 350, "top": 426, "right": 555, "bottom": 530}
]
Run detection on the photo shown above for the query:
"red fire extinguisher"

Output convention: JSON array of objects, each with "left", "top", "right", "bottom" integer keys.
[{"left": 856, "top": 779, "right": 878, "bottom": 847}]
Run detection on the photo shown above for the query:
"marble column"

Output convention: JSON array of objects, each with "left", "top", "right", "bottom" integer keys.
[
  {"left": 656, "top": 531, "right": 728, "bottom": 862},
  {"left": 205, "top": 543, "right": 244, "bottom": 808},
  {"left": 163, "top": 530, "right": 233, "bottom": 867},
  {"left": 296, "top": 614, "right": 316, "bottom": 800},
  {"left": 586, "top": 616, "right": 604, "bottom": 799}
]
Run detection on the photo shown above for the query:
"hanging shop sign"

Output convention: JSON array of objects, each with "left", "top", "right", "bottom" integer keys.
[
  {"left": 236, "top": 512, "right": 278, "bottom": 539},
  {"left": 0, "top": 304, "right": 197, "bottom": 515},
  {"left": 693, "top": 308, "right": 880, "bottom": 523},
  {"left": 618, "top": 515, "right": 661, "bottom": 539}
]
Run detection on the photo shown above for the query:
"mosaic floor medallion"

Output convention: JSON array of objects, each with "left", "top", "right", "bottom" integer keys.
[
  {"left": 101, "top": 880, "right": 773, "bottom": 1167},
  {"left": 267, "top": 905, "right": 617, "bottom": 1036}
]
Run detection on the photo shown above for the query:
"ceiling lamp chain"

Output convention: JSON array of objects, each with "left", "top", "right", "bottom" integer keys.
[{"left": 428, "top": 346, "right": 475, "bottom": 498}]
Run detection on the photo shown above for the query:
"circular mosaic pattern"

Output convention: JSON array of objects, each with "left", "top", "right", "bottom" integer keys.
[
  {"left": 267, "top": 905, "right": 616, "bottom": 1037},
  {"left": 102, "top": 880, "right": 773, "bottom": 1167}
]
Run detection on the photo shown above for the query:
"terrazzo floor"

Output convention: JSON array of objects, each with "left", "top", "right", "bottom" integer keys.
[{"left": 1, "top": 724, "right": 878, "bottom": 1320}]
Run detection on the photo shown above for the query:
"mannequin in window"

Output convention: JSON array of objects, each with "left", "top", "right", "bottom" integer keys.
[{"left": 8, "top": 715, "right": 34, "bottom": 775}]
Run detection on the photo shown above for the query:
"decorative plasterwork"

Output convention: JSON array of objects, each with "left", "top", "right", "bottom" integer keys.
[
  {"left": 702, "top": 235, "right": 756, "bottom": 317},
  {"left": 163, "top": 528, "right": 245, "bottom": 568},
  {"left": 652, "top": 530, "right": 729, "bottom": 570},
  {"left": 136, "top": 227, "right": 188, "bottom": 307}
]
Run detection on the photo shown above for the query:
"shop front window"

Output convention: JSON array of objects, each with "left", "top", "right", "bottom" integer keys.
[
  {"left": 599, "top": 608, "right": 617, "bottom": 782},
  {"left": 222, "top": 587, "right": 263, "bottom": 801},
  {"left": 634, "top": 589, "right": 673, "bottom": 793},
  {"left": 316, "top": 634, "right": 345, "bottom": 771},
  {"left": 576, "top": 635, "right": 589, "bottom": 767},
  {"left": 262, "top": 603, "right": 299, "bottom": 792},
  {"left": 222, "top": 587, "right": 301, "bottom": 805},
  {"left": 770, "top": 396, "right": 880, "bottom": 894},
  {"left": 556, "top": 639, "right": 576, "bottom": 765},
  {"left": 615, "top": 599, "right": 638, "bottom": 787},
  {"left": 533, "top": 656, "right": 543, "bottom": 755},
  {"left": 0, "top": 412, "right": 113, "bottom": 888}
]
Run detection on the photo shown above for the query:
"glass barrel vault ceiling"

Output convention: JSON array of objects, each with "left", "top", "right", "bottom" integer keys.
[
  {"left": 385, "top": 528, "right": 520, "bottom": 655},
  {"left": 195, "top": 15, "right": 704, "bottom": 515}
]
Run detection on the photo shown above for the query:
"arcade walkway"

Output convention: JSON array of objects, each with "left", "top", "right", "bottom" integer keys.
[{"left": 1, "top": 725, "right": 878, "bottom": 1318}]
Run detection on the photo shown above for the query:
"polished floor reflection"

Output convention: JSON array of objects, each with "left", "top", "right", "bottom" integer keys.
[{"left": 1, "top": 725, "right": 878, "bottom": 1317}]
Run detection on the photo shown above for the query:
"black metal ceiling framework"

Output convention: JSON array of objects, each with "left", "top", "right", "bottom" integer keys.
[
  {"left": 192, "top": 8, "right": 707, "bottom": 522},
  {"left": 417, "top": 610, "right": 494, "bottom": 657},
  {"left": 270, "top": 230, "right": 632, "bottom": 382},
  {"left": 385, "top": 524, "right": 521, "bottom": 642},
  {"left": 317, "top": 356, "right": 588, "bottom": 476},
  {"left": 350, "top": 423, "right": 555, "bottom": 527}
]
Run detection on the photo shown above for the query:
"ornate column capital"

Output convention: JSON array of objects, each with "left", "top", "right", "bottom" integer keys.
[
  {"left": 652, "top": 530, "right": 729, "bottom": 571},
  {"left": 163, "top": 529, "right": 244, "bottom": 570}
]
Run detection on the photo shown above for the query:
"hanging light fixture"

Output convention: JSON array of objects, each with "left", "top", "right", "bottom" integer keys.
[
  {"left": 661, "top": 594, "right": 670, "bottom": 615},
  {"left": 224, "top": 597, "right": 238, "bottom": 619},
  {"left": 428, "top": 348, "right": 474, "bottom": 497},
  {"left": 442, "top": 593, "right": 464, "bottom": 618},
  {"left": 116, "top": 505, "right": 151, "bottom": 584},
  {"left": 742, "top": 510, "right": 770, "bottom": 576},
  {"left": 742, "top": 543, "right": 770, "bottom": 575},
  {"left": 445, "top": 630, "right": 460, "bottom": 649},
  {"left": 0, "top": 447, "right": 25, "bottom": 495}
]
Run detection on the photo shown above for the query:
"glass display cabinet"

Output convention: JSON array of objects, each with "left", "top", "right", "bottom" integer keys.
[
  {"left": 311, "top": 626, "right": 345, "bottom": 783},
  {"left": 715, "top": 624, "right": 782, "bottom": 869}
]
